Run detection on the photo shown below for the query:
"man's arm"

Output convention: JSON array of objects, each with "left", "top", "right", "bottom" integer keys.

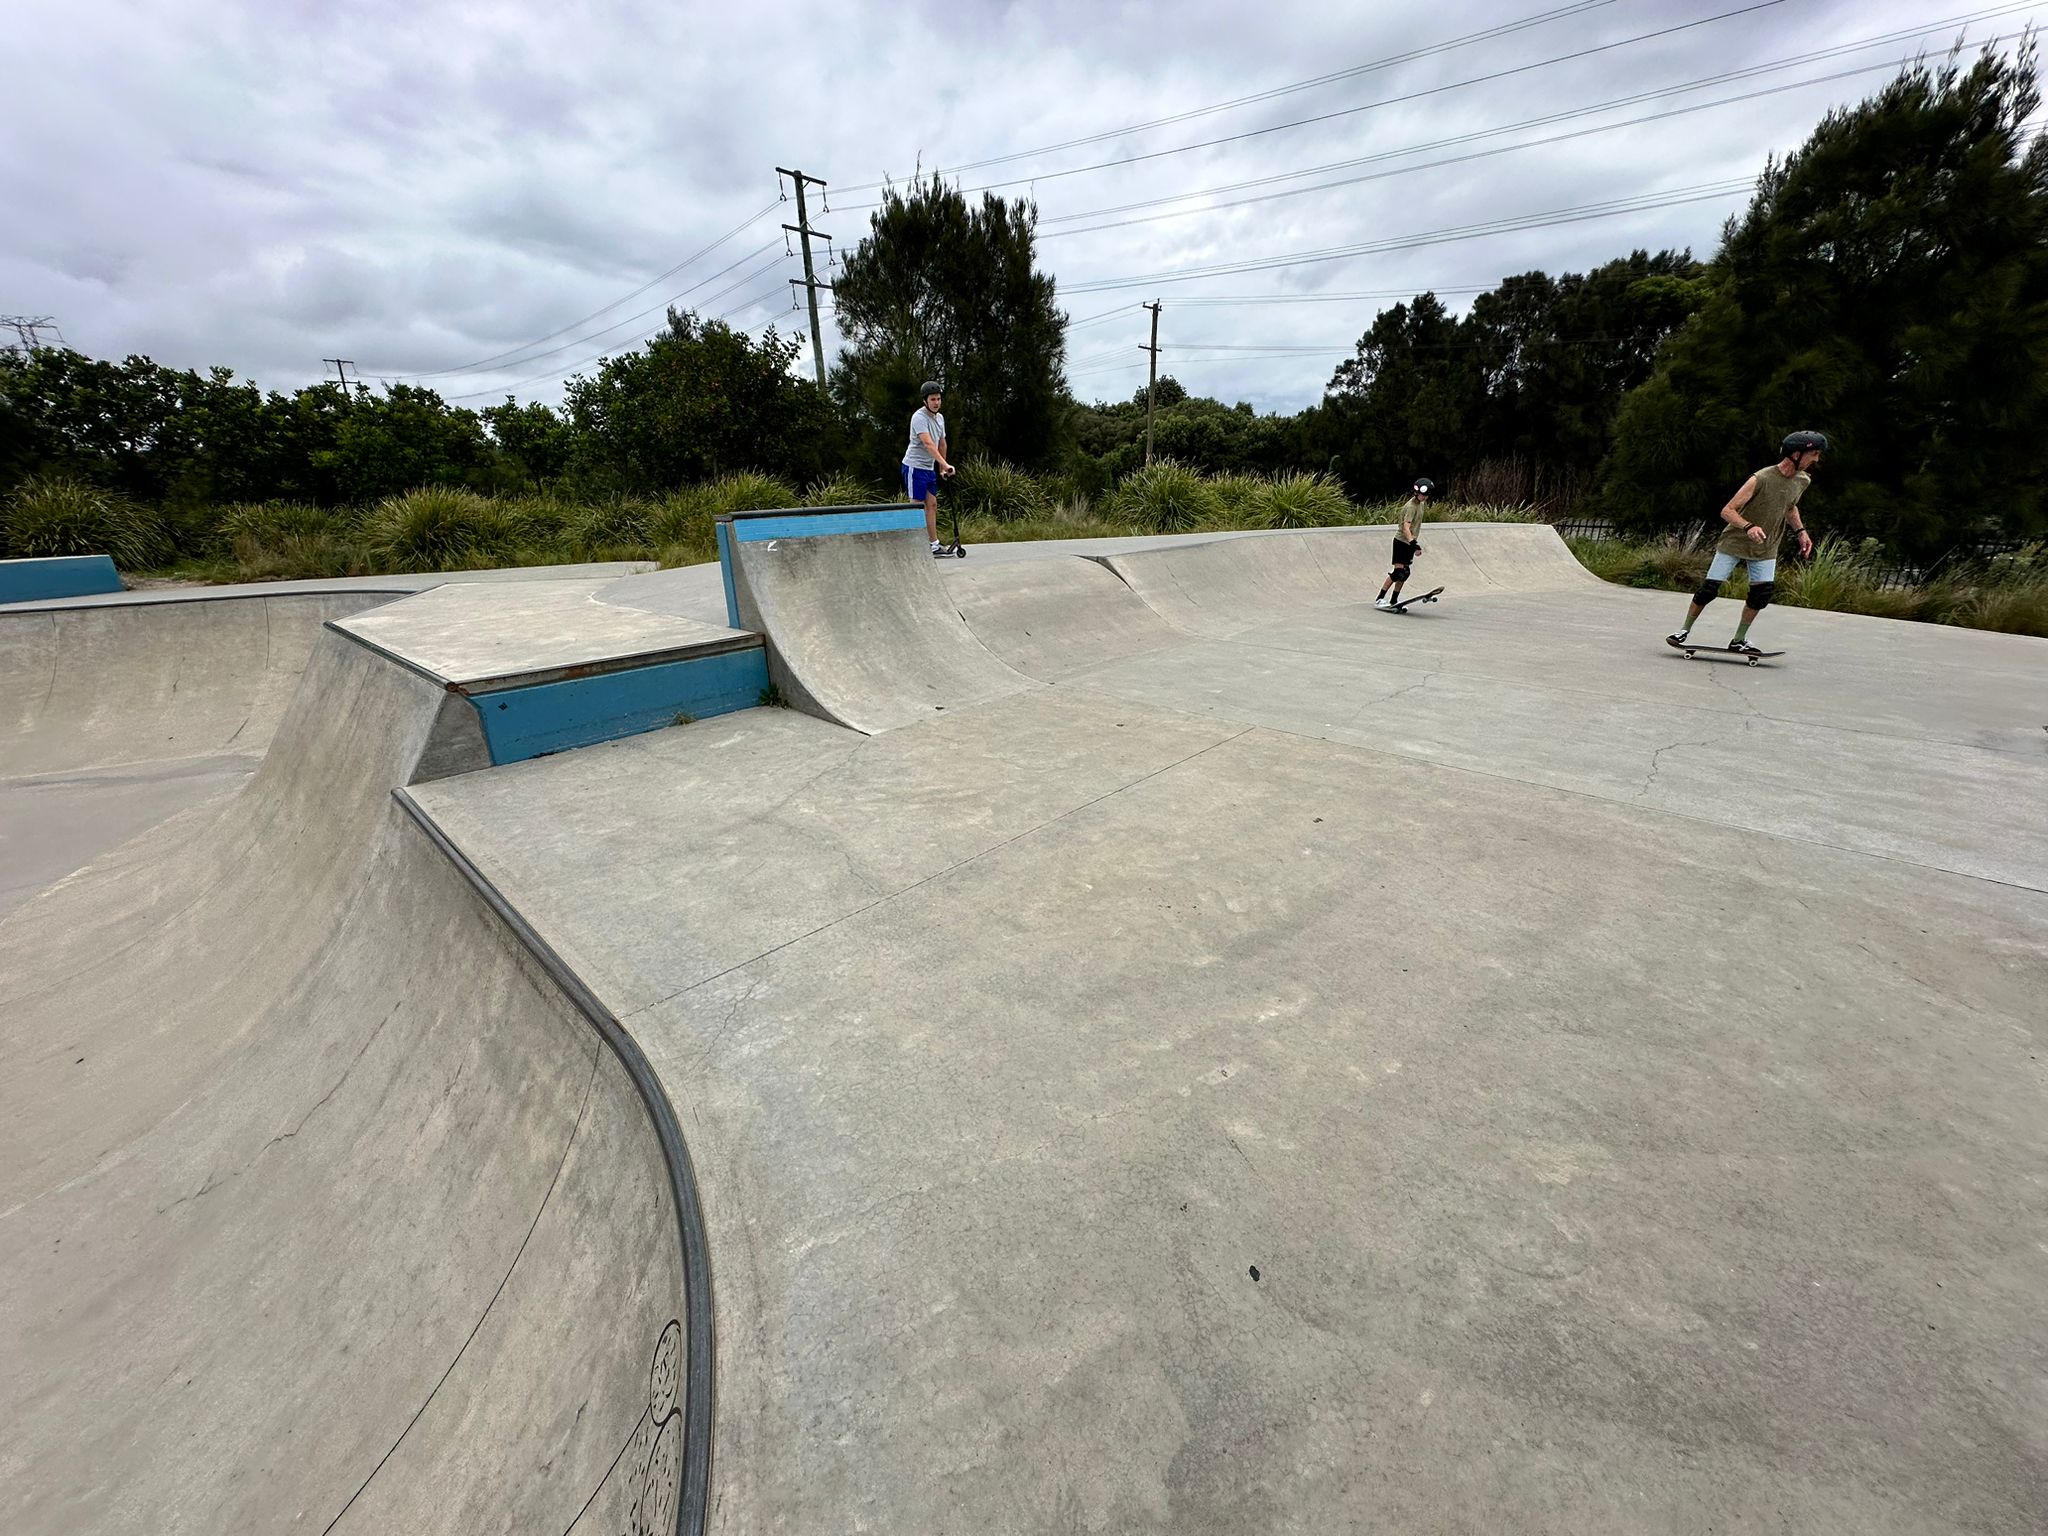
[
  {"left": 1786, "top": 499, "right": 1814, "bottom": 557},
  {"left": 917, "top": 429, "right": 953, "bottom": 475},
  {"left": 1720, "top": 475, "right": 1767, "bottom": 542}
]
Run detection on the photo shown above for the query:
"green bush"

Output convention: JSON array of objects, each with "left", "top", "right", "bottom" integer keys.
[
  {"left": 360, "top": 487, "right": 533, "bottom": 572},
  {"left": 801, "top": 473, "right": 881, "bottom": 507},
  {"left": 216, "top": 501, "right": 357, "bottom": 580},
  {"left": 950, "top": 457, "right": 1051, "bottom": 523},
  {"left": 1109, "top": 458, "right": 1219, "bottom": 533},
  {"left": 648, "top": 487, "right": 713, "bottom": 550},
  {"left": 2, "top": 476, "right": 172, "bottom": 568}
]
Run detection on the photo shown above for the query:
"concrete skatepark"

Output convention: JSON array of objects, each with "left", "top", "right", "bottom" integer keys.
[{"left": 3, "top": 512, "right": 2044, "bottom": 1533}]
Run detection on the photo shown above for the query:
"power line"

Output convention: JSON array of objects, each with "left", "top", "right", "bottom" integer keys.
[
  {"left": 442, "top": 254, "right": 796, "bottom": 400},
  {"left": 1040, "top": 49, "right": 1994, "bottom": 242},
  {"left": 1062, "top": 178, "right": 1757, "bottom": 294},
  {"left": 836, "top": 0, "right": 1626, "bottom": 194},
  {"left": 835, "top": 0, "right": 1792, "bottom": 213},
  {"left": 375, "top": 198, "right": 781, "bottom": 378},
  {"left": 1035, "top": 6, "right": 2039, "bottom": 233}
]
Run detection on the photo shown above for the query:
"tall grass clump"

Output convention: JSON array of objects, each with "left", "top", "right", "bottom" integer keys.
[
  {"left": 563, "top": 495, "right": 652, "bottom": 558},
  {"left": 801, "top": 472, "right": 881, "bottom": 507},
  {"left": 2, "top": 475, "right": 171, "bottom": 568},
  {"left": 649, "top": 487, "right": 716, "bottom": 568},
  {"left": 699, "top": 472, "right": 797, "bottom": 518},
  {"left": 360, "top": 487, "right": 533, "bottom": 572},
  {"left": 950, "top": 456, "right": 1051, "bottom": 523},
  {"left": 1247, "top": 470, "right": 1351, "bottom": 529},
  {"left": 217, "top": 500, "right": 358, "bottom": 579},
  {"left": 1777, "top": 535, "right": 1918, "bottom": 619},
  {"left": 1109, "top": 458, "right": 1220, "bottom": 533}
]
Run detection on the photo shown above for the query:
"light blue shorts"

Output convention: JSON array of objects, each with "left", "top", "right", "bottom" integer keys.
[{"left": 1706, "top": 551, "right": 1776, "bottom": 583}]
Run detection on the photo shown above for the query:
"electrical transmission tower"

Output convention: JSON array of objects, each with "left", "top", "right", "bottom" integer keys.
[
  {"left": 323, "top": 358, "right": 359, "bottom": 398},
  {"left": 777, "top": 166, "right": 832, "bottom": 387},
  {"left": 2, "top": 315, "right": 65, "bottom": 354}
]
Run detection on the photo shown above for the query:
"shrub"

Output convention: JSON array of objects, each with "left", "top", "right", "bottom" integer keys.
[
  {"left": 2, "top": 476, "right": 172, "bottom": 568},
  {"left": 216, "top": 501, "right": 357, "bottom": 580},
  {"left": 1205, "top": 473, "right": 1267, "bottom": 529},
  {"left": 950, "top": 457, "right": 1051, "bottom": 523},
  {"left": 1108, "top": 458, "right": 1219, "bottom": 533},
  {"left": 801, "top": 473, "right": 882, "bottom": 507},
  {"left": 360, "top": 487, "right": 533, "bottom": 572}
]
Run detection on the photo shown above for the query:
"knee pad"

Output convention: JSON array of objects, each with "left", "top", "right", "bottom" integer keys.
[
  {"left": 1692, "top": 577, "right": 1723, "bottom": 606},
  {"left": 1747, "top": 580, "right": 1774, "bottom": 612},
  {"left": 1390, "top": 564, "right": 1412, "bottom": 582}
]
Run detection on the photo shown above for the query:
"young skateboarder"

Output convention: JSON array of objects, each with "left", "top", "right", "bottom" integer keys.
[
  {"left": 902, "top": 381, "right": 955, "bottom": 557},
  {"left": 1668, "top": 431, "right": 1824, "bottom": 653},
  {"left": 1375, "top": 478, "right": 1433, "bottom": 609}
]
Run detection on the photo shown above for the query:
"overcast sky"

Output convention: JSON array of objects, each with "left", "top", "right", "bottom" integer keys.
[{"left": 2, "top": 0, "right": 2033, "bottom": 417}]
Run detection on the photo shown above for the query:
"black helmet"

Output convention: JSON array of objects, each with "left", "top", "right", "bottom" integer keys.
[
  {"left": 1780, "top": 430, "right": 1827, "bottom": 458},
  {"left": 920, "top": 380, "right": 942, "bottom": 399},
  {"left": 1412, "top": 477, "right": 1435, "bottom": 497}
]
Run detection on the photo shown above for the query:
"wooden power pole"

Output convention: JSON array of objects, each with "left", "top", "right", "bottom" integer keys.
[
  {"left": 1141, "top": 300, "right": 1162, "bottom": 467},
  {"left": 777, "top": 166, "right": 832, "bottom": 387}
]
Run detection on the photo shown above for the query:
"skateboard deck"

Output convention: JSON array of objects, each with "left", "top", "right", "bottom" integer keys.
[
  {"left": 1381, "top": 586, "right": 1444, "bottom": 613},
  {"left": 1666, "top": 636, "right": 1784, "bottom": 666}
]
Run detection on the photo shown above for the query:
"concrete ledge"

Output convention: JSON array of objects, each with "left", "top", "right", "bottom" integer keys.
[{"left": 0, "top": 554, "right": 123, "bottom": 603}]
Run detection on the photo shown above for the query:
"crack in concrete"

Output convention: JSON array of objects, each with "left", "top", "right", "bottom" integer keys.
[
  {"left": 1632, "top": 737, "right": 1717, "bottom": 802},
  {"left": 155, "top": 999, "right": 404, "bottom": 1216}
]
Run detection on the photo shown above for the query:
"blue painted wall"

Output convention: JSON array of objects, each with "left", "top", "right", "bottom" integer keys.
[
  {"left": 726, "top": 507, "right": 923, "bottom": 543},
  {"left": 470, "top": 646, "right": 770, "bottom": 764},
  {"left": 0, "top": 555, "right": 123, "bottom": 604}
]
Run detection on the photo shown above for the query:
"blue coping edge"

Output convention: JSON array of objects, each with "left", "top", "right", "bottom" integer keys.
[
  {"left": 0, "top": 554, "right": 123, "bottom": 604},
  {"left": 468, "top": 646, "right": 769, "bottom": 765},
  {"left": 724, "top": 505, "right": 924, "bottom": 543}
]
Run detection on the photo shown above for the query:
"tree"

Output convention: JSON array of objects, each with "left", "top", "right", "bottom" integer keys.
[
  {"left": 1313, "top": 293, "right": 1481, "bottom": 497},
  {"left": 1601, "top": 46, "right": 2048, "bottom": 556},
  {"left": 562, "top": 310, "right": 838, "bottom": 492},
  {"left": 830, "top": 176, "right": 1068, "bottom": 477},
  {"left": 482, "top": 398, "right": 573, "bottom": 489}
]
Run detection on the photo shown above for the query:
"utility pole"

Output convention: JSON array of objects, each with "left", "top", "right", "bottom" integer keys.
[
  {"left": 776, "top": 166, "right": 831, "bottom": 387},
  {"left": 322, "top": 358, "right": 358, "bottom": 402},
  {"left": 1141, "top": 300, "right": 1162, "bottom": 467}
]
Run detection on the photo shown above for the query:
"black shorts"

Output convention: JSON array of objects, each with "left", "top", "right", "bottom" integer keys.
[{"left": 1392, "top": 538, "right": 1419, "bottom": 566}]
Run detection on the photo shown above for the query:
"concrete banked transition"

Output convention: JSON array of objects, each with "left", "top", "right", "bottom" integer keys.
[{"left": 3, "top": 514, "right": 2045, "bottom": 1535}]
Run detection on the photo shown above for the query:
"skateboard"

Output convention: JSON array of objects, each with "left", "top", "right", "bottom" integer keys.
[
  {"left": 1666, "top": 636, "right": 1784, "bottom": 666},
  {"left": 1378, "top": 586, "right": 1443, "bottom": 613}
]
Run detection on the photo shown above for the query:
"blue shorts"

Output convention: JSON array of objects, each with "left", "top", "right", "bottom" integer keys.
[
  {"left": 902, "top": 465, "right": 939, "bottom": 503},
  {"left": 1706, "top": 551, "right": 1776, "bottom": 583}
]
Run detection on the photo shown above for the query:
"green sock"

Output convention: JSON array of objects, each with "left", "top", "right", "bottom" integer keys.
[{"left": 1734, "top": 617, "right": 1753, "bottom": 642}]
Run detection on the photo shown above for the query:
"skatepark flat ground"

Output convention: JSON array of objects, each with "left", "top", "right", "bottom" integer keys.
[{"left": 3, "top": 527, "right": 2044, "bottom": 1533}]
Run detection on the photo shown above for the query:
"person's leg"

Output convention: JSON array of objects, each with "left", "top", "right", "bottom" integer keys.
[
  {"left": 1674, "top": 551, "right": 1738, "bottom": 639},
  {"left": 1379, "top": 541, "right": 1413, "bottom": 605},
  {"left": 924, "top": 490, "right": 940, "bottom": 545},
  {"left": 1732, "top": 558, "right": 1776, "bottom": 647}
]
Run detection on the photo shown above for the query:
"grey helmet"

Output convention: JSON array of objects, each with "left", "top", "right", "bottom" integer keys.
[
  {"left": 920, "top": 381, "right": 942, "bottom": 400},
  {"left": 1779, "top": 430, "right": 1828, "bottom": 457}
]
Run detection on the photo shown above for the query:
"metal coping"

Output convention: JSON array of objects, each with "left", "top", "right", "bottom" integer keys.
[{"left": 392, "top": 789, "right": 715, "bottom": 1536}]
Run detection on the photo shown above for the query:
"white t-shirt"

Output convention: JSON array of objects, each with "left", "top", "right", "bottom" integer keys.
[{"left": 904, "top": 407, "right": 946, "bottom": 469}]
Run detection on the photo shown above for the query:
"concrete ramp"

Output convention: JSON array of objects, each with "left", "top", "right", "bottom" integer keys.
[
  {"left": 943, "top": 554, "right": 1183, "bottom": 679},
  {"left": 1446, "top": 520, "right": 1600, "bottom": 591},
  {"left": 0, "top": 590, "right": 404, "bottom": 918},
  {"left": 0, "top": 616, "right": 705, "bottom": 1534},
  {"left": 720, "top": 507, "right": 1035, "bottom": 733}
]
